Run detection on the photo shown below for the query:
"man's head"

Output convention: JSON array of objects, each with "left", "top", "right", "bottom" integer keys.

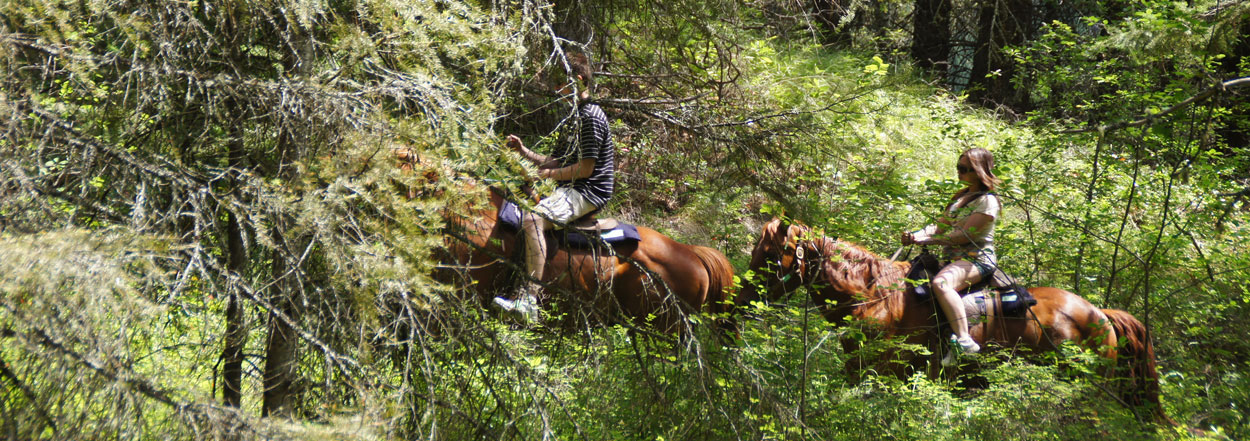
[
  {"left": 552, "top": 50, "right": 594, "bottom": 100},
  {"left": 566, "top": 51, "right": 593, "bottom": 91}
]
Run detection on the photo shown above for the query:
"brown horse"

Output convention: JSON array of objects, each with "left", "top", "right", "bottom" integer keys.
[
  {"left": 435, "top": 184, "right": 737, "bottom": 334},
  {"left": 740, "top": 217, "right": 1171, "bottom": 423}
]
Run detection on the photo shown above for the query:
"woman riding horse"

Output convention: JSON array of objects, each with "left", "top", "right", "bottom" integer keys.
[
  {"left": 902, "top": 147, "right": 1001, "bottom": 365},
  {"left": 741, "top": 218, "right": 1172, "bottom": 423}
]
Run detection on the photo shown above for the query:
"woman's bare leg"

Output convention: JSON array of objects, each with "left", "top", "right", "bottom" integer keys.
[{"left": 933, "top": 261, "right": 982, "bottom": 342}]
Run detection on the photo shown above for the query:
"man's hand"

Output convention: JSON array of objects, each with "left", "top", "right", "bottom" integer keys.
[{"left": 506, "top": 135, "right": 524, "bottom": 152}]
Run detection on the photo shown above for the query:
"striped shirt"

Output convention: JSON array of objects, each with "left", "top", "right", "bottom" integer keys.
[{"left": 552, "top": 102, "right": 615, "bottom": 208}]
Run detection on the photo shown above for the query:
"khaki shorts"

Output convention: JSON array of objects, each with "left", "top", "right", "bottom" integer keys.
[
  {"left": 962, "top": 292, "right": 986, "bottom": 325},
  {"left": 535, "top": 187, "right": 598, "bottom": 225}
]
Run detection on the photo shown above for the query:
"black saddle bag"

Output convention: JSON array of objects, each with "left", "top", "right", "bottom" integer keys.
[{"left": 988, "top": 269, "right": 1037, "bottom": 316}]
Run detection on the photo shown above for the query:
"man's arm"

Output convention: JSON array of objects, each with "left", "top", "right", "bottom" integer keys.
[
  {"left": 537, "top": 158, "right": 596, "bottom": 181},
  {"left": 507, "top": 135, "right": 560, "bottom": 168}
]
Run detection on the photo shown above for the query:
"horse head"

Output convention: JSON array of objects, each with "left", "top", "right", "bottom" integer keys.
[{"left": 742, "top": 217, "right": 822, "bottom": 304}]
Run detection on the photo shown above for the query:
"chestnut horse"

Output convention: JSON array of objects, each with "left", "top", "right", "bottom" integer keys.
[
  {"left": 436, "top": 186, "right": 737, "bottom": 334},
  {"left": 740, "top": 217, "right": 1171, "bottom": 423}
]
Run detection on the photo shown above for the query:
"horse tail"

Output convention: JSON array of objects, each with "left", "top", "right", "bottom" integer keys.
[
  {"left": 1102, "top": 308, "right": 1174, "bottom": 425},
  {"left": 690, "top": 245, "right": 738, "bottom": 335}
]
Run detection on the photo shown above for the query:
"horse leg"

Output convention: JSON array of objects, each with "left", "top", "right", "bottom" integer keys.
[
  {"left": 713, "top": 314, "right": 741, "bottom": 345},
  {"left": 841, "top": 339, "right": 868, "bottom": 383},
  {"left": 609, "top": 258, "right": 668, "bottom": 329}
]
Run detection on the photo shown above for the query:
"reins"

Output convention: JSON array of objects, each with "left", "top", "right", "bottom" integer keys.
[{"left": 788, "top": 232, "right": 900, "bottom": 313}]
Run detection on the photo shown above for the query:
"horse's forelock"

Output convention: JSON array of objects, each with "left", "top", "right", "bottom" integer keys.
[
  {"left": 775, "top": 219, "right": 790, "bottom": 243},
  {"left": 785, "top": 221, "right": 811, "bottom": 244}
]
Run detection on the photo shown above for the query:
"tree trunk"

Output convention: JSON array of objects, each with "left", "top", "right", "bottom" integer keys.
[
  {"left": 220, "top": 130, "right": 247, "bottom": 408},
  {"left": 968, "top": 0, "right": 1034, "bottom": 110},
  {"left": 968, "top": 0, "right": 996, "bottom": 101},
  {"left": 912, "top": 0, "right": 951, "bottom": 73},
  {"left": 1216, "top": 19, "right": 1250, "bottom": 157},
  {"left": 552, "top": 0, "right": 592, "bottom": 43},
  {"left": 261, "top": 19, "right": 314, "bottom": 418},
  {"left": 810, "top": 0, "right": 857, "bottom": 46},
  {"left": 220, "top": 214, "right": 246, "bottom": 407},
  {"left": 1000, "top": 0, "right": 1034, "bottom": 110},
  {"left": 261, "top": 246, "right": 299, "bottom": 417},
  {"left": 261, "top": 130, "right": 302, "bottom": 417}
]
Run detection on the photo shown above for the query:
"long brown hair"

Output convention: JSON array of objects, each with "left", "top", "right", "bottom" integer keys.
[{"left": 952, "top": 147, "right": 1002, "bottom": 202}]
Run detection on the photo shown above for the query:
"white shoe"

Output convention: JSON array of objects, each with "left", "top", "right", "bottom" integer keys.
[
  {"left": 957, "top": 335, "right": 981, "bottom": 353},
  {"left": 493, "top": 293, "right": 539, "bottom": 323},
  {"left": 941, "top": 334, "right": 980, "bottom": 367}
]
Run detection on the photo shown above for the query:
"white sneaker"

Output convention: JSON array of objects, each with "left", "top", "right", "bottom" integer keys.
[
  {"left": 493, "top": 293, "right": 539, "bottom": 323},
  {"left": 941, "top": 334, "right": 980, "bottom": 367},
  {"left": 957, "top": 335, "right": 981, "bottom": 353}
]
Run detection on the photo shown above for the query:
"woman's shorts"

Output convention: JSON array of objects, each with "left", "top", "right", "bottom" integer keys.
[
  {"left": 948, "top": 247, "right": 998, "bottom": 282},
  {"left": 969, "top": 261, "right": 996, "bottom": 281},
  {"left": 535, "top": 187, "right": 598, "bottom": 225}
]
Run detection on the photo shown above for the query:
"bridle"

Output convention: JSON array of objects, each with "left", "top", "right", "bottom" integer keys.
[
  {"left": 766, "top": 222, "right": 826, "bottom": 293},
  {"left": 768, "top": 223, "right": 903, "bottom": 313}
]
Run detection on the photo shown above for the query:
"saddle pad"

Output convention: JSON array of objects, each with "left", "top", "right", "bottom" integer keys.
[{"left": 497, "top": 201, "right": 641, "bottom": 246}]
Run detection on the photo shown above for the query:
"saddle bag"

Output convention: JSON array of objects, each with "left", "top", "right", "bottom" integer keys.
[{"left": 988, "top": 269, "right": 1037, "bottom": 316}]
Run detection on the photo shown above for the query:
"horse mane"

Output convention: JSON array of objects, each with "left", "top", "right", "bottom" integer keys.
[
  {"left": 801, "top": 230, "right": 909, "bottom": 316},
  {"left": 785, "top": 219, "right": 905, "bottom": 309}
]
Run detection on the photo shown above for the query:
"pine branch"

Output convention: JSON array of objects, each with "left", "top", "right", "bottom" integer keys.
[
  {"left": 1059, "top": 77, "right": 1250, "bottom": 134},
  {"left": 0, "top": 352, "right": 57, "bottom": 433}
]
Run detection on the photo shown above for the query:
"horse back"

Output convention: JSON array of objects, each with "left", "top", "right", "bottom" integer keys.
[
  {"left": 626, "top": 226, "right": 712, "bottom": 302},
  {"left": 998, "top": 287, "right": 1115, "bottom": 355},
  {"left": 624, "top": 226, "right": 740, "bottom": 311}
]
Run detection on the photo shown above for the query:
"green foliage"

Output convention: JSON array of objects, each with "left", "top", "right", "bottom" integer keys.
[{"left": 1, "top": 0, "right": 1249, "bottom": 440}]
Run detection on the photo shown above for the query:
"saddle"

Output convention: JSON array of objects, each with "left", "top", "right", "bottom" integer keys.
[
  {"left": 568, "top": 210, "right": 619, "bottom": 231},
  {"left": 904, "top": 249, "right": 1036, "bottom": 316},
  {"left": 497, "top": 201, "right": 641, "bottom": 250}
]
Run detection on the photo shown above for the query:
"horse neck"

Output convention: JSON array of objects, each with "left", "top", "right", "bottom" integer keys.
[
  {"left": 807, "top": 239, "right": 907, "bottom": 324},
  {"left": 802, "top": 238, "right": 857, "bottom": 316},
  {"left": 445, "top": 189, "right": 506, "bottom": 250}
]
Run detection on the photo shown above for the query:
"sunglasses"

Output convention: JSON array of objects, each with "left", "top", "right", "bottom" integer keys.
[{"left": 956, "top": 164, "right": 974, "bottom": 174}]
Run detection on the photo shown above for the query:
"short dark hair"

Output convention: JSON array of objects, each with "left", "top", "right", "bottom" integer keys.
[{"left": 566, "top": 51, "right": 594, "bottom": 89}]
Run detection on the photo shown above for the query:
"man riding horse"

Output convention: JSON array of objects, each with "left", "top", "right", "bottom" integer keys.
[{"left": 493, "top": 50, "right": 616, "bottom": 322}]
